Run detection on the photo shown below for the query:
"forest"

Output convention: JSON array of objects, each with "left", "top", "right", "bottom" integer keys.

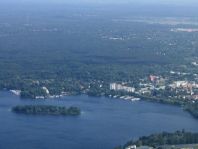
[
  {"left": 114, "top": 130, "right": 198, "bottom": 149},
  {"left": 0, "top": 4, "right": 198, "bottom": 115},
  {"left": 12, "top": 105, "right": 81, "bottom": 116},
  {"left": 0, "top": 5, "right": 198, "bottom": 97}
]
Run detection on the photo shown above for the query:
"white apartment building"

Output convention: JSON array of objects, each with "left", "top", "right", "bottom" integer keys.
[{"left": 110, "top": 83, "right": 135, "bottom": 93}]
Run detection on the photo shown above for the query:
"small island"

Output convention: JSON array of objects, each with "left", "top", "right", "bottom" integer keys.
[{"left": 12, "top": 105, "right": 81, "bottom": 116}]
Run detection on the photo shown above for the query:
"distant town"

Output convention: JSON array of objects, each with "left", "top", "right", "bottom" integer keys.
[{"left": 110, "top": 72, "right": 198, "bottom": 102}]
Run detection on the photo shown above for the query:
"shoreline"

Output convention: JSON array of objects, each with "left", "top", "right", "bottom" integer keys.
[{"left": 7, "top": 89, "right": 198, "bottom": 119}]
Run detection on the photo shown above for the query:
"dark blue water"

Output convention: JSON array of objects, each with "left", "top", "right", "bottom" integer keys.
[{"left": 0, "top": 91, "right": 198, "bottom": 149}]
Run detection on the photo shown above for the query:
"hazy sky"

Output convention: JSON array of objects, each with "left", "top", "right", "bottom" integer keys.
[
  {"left": 1, "top": 0, "right": 198, "bottom": 5},
  {"left": 72, "top": 0, "right": 198, "bottom": 4}
]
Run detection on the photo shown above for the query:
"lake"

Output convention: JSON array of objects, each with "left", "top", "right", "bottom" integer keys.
[{"left": 0, "top": 91, "right": 198, "bottom": 149}]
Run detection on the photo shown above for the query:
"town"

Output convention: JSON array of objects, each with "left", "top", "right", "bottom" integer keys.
[{"left": 109, "top": 72, "right": 198, "bottom": 103}]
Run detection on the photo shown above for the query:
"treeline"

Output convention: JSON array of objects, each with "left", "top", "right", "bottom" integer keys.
[
  {"left": 114, "top": 130, "right": 198, "bottom": 149},
  {"left": 12, "top": 105, "right": 81, "bottom": 116},
  {"left": 184, "top": 102, "right": 198, "bottom": 118}
]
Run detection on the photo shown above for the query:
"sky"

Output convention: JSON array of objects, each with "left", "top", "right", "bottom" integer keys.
[
  {"left": 1, "top": 0, "right": 198, "bottom": 5},
  {"left": 71, "top": 0, "right": 198, "bottom": 4}
]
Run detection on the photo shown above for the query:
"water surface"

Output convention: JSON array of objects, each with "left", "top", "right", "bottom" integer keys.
[{"left": 0, "top": 91, "right": 198, "bottom": 149}]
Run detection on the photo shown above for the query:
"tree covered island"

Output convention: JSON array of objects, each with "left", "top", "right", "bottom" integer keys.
[{"left": 12, "top": 105, "right": 81, "bottom": 116}]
